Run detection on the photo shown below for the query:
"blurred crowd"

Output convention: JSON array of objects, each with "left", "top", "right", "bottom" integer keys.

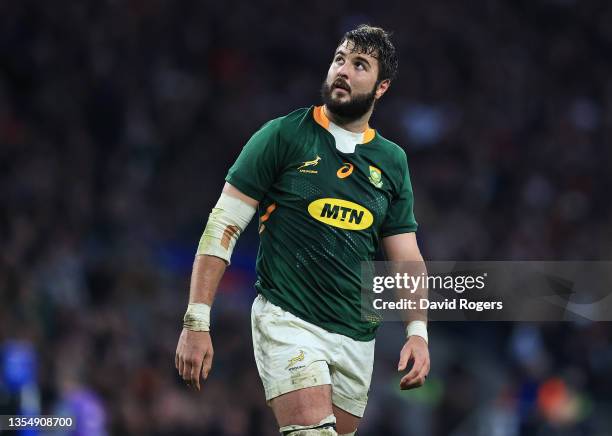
[{"left": 1, "top": 0, "right": 611, "bottom": 434}]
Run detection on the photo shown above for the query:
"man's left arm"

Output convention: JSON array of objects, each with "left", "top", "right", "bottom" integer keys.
[{"left": 382, "top": 232, "right": 430, "bottom": 390}]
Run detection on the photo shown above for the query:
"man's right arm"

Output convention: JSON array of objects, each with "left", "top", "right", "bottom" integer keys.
[
  {"left": 175, "top": 183, "right": 258, "bottom": 391},
  {"left": 186, "top": 182, "right": 259, "bottom": 303}
]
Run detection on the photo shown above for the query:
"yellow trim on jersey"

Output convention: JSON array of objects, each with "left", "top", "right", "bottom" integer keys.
[
  {"left": 363, "top": 128, "right": 376, "bottom": 143},
  {"left": 313, "top": 105, "right": 330, "bottom": 129},
  {"left": 313, "top": 106, "right": 376, "bottom": 144}
]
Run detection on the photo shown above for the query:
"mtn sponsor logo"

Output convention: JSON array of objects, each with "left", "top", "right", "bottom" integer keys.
[{"left": 307, "top": 198, "right": 374, "bottom": 230}]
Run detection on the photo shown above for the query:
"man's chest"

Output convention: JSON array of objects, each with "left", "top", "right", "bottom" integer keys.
[{"left": 272, "top": 140, "right": 395, "bottom": 228}]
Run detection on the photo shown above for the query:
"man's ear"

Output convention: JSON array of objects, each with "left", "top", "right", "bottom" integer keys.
[{"left": 375, "top": 79, "right": 391, "bottom": 100}]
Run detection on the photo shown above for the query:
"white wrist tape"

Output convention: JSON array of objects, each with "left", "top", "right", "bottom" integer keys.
[
  {"left": 406, "top": 321, "right": 428, "bottom": 344},
  {"left": 183, "top": 303, "right": 211, "bottom": 331},
  {"left": 196, "top": 192, "right": 256, "bottom": 265}
]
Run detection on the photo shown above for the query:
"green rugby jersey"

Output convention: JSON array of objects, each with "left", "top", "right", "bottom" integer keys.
[{"left": 226, "top": 106, "right": 418, "bottom": 341}]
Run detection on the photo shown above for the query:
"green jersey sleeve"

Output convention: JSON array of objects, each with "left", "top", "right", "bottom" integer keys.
[
  {"left": 225, "top": 119, "right": 285, "bottom": 201},
  {"left": 381, "top": 156, "right": 418, "bottom": 237}
]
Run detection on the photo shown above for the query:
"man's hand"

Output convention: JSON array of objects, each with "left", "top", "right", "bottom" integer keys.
[
  {"left": 397, "top": 336, "right": 430, "bottom": 390},
  {"left": 175, "top": 329, "right": 213, "bottom": 391}
]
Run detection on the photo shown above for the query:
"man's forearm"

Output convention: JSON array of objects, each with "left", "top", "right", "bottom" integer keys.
[
  {"left": 407, "top": 252, "right": 428, "bottom": 324},
  {"left": 389, "top": 257, "right": 428, "bottom": 324},
  {"left": 188, "top": 254, "right": 227, "bottom": 306},
  {"left": 382, "top": 233, "right": 429, "bottom": 341},
  {"left": 184, "top": 185, "right": 257, "bottom": 332}
]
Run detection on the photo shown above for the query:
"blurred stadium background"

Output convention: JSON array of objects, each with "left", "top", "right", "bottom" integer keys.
[{"left": 1, "top": 0, "right": 611, "bottom": 435}]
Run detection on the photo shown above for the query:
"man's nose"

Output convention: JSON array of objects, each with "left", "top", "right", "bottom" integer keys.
[{"left": 335, "top": 62, "right": 350, "bottom": 78}]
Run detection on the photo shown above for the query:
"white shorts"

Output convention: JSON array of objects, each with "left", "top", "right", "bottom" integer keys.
[{"left": 251, "top": 294, "right": 375, "bottom": 417}]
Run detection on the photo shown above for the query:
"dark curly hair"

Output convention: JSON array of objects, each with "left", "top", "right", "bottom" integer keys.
[{"left": 338, "top": 24, "right": 398, "bottom": 82}]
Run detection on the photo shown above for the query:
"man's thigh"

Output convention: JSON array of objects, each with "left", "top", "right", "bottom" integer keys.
[
  {"left": 270, "top": 385, "right": 333, "bottom": 427},
  {"left": 251, "top": 295, "right": 369, "bottom": 434},
  {"left": 251, "top": 295, "right": 333, "bottom": 401},
  {"left": 330, "top": 334, "right": 375, "bottom": 419},
  {"left": 333, "top": 405, "right": 360, "bottom": 435},
  {"left": 270, "top": 386, "right": 360, "bottom": 435}
]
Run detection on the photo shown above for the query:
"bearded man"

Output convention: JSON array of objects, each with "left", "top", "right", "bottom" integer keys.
[{"left": 175, "top": 24, "right": 430, "bottom": 436}]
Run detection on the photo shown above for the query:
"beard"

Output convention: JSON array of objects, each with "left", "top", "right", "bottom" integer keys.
[{"left": 320, "top": 79, "right": 377, "bottom": 121}]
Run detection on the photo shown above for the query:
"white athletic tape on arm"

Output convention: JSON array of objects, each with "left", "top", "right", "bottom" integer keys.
[
  {"left": 183, "top": 303, "right": 211, "bottom": 331},
  {"left": 196, "top": 192, "right": 256, "bottom": 265},
  {"left": 406, "top": 320, "right": 428, "bottom": 344}
]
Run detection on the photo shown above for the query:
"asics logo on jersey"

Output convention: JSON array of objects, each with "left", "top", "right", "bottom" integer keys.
[
  {"left": 336, "top": 163, "right": 354, "bottom": 179},
  {"left": 298, "top": 155, "right": 321, "bottom": 174},
  {"left": 308, "top": 198, "right": 374, "bottom": 230}
]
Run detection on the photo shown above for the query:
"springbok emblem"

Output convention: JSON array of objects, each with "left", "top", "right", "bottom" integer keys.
[
  {"left": 298, "top": 155, "right": 321, "bottom": 170},
  {"left": 286, "top": 350, "right": 305, "bottom": 369}
]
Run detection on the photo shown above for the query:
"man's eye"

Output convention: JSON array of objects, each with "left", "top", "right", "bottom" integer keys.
[
  {"left": 355, "top": 62, "right": 365, "bottom": 70},
  {"left": 335, "top": 57, "right": 344, "bottom": 63}
]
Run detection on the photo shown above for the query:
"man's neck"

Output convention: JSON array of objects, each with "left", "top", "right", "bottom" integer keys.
[{"left": 323, "top": 105, "right": 373, "bottom": 133}]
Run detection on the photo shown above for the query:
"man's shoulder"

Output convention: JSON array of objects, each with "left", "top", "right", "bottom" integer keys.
[
  {"left": 370, "top": 132, "right": 410, "bottom": 178},
  {"left": 260, "top": 107, "right": 314, "bottom": 134},
  {"left": 372, "top": 131, "right": 407, "bottom": 160}
]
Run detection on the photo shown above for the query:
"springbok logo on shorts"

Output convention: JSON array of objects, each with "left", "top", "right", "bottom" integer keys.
[
  {"left": 286, "top": 350, "right": 305, "bottom": 370},
  {"left": 298, "top": 156, "right": 321, "bottom": 174}
]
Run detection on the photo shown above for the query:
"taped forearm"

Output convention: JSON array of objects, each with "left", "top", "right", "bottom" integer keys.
[
  {"left": 196, "top": 193, "right": 256, "bottom": 264},
  {"left": 184, "top": 193, "right": 255, "bottom": 331}
]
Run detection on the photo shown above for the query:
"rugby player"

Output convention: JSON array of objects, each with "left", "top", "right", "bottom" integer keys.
[{"left": 175, "top": 24, "right": 430, "bottom": 436}]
